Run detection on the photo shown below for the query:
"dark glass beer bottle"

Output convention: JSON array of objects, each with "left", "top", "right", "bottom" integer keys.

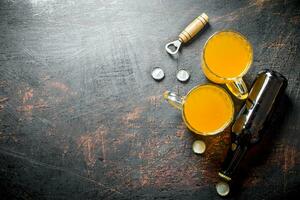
[{"left": 219, "top": 70, "right": 288, "bottom": 181}]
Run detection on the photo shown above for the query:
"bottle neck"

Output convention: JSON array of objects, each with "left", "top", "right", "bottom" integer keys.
[{"left": 219, "top": 141, "right": 248, "bottom": 180}]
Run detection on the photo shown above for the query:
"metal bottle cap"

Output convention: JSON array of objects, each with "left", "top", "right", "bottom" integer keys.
[
  {"left": 216, "top": 181, "right": 230, "bottom": 196},
  {"left": 192, "top": 140, "right": 206, "bottom": 154},
  {"left": 176, "top": 69, "right": 190, "bottom": 82},
  {"left": 151, "top": 67, "right": 165, "bottom": 81}
]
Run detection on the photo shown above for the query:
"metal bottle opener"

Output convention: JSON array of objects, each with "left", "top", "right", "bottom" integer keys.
[{"left": 165, "top": 13, "right": 209, "bottom": 55}]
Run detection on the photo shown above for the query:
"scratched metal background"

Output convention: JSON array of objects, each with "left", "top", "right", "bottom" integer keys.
[{"left": 0, "top": 0, "right": 299, "bottom": 199}]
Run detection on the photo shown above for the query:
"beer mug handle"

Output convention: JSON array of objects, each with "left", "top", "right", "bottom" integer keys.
[
  {"left": 163, "top": 91, "right": 183, "bottom": 110},
  {"left": 226, "top": 78, "right": 248, "bottom": 100}
]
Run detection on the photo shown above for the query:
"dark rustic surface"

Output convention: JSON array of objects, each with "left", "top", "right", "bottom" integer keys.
[{"left": 0, "top": 0, "right": 299, "bottom": 199}]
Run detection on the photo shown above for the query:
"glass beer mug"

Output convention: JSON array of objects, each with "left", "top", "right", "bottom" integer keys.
[
  {"left": 202, "top": 30, "right": 253, "bottom": 100},
  {"left": 164, "top": 84, "right": 234, "bottom": 136}
]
